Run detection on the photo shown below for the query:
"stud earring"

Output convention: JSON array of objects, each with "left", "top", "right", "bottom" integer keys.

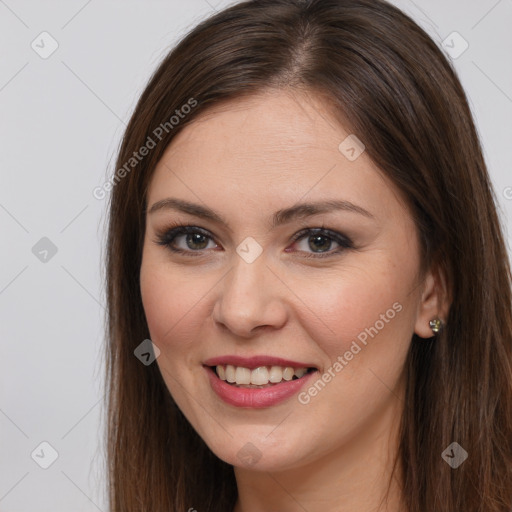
[{"left": 429, "top": 318, "right": 443, "bottom": 334}]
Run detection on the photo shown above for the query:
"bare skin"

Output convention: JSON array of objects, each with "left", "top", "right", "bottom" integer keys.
[{"left": 139, "top": 89, "right": 449, "bottom": 512}]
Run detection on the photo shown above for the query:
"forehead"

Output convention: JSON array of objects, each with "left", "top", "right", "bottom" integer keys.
[
  {"left": 165, "top": 90, "right": 348, "bottom": 164},
  {"left": 147, "top": 89, "right": 408, "bottom": 219}
]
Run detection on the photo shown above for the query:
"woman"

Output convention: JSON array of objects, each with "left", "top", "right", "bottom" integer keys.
[{"left": 103, "top": 0, "right": 512, "bottom": 510}]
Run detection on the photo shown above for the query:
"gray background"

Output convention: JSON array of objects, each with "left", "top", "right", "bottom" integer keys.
[{"left": 1, "top": 0, "right": 511, "bottom": 510}]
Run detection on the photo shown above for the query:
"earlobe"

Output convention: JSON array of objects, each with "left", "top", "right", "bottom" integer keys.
[
  {"left": 413, "top": 266, "right": 450, "bottom": 339},
  {"left": 428, "top": 318, "right": 443, "bottom": 334}
]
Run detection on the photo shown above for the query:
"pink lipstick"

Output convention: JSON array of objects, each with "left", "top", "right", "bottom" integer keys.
[{"left": 203, "top": 355, "right": 318, "bottom": 408}]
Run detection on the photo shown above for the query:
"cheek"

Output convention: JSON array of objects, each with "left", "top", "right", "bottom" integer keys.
[
  {"left": 140, "top": 257, "right": 206, "bottom": 355},
  {"left": 294, "top": 260, "right": 414, "bottom": 364}
]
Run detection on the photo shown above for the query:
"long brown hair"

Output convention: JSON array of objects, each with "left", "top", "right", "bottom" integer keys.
[{"left": 103, "top": 0, "right": 512, "bottom": 510}]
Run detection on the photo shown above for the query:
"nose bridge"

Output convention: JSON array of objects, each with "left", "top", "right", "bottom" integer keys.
[{"left": 213, "top": 248, "right": 286, "bottom": 336}]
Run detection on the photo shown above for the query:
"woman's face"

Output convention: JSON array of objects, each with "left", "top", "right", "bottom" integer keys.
[{"left": 140, "top": 89, "right": 437, "bottom": 472}]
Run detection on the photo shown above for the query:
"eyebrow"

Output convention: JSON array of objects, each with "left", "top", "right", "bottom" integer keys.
[{"left": 147, "top": 197, "right": 375, "bottom": 230}]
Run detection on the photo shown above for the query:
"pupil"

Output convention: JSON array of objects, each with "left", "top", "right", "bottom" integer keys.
[
  {"left": 187, "top": 233, "right": 207, "bottom": 250},
  {"left": 309, "top": 235, "right": 331, "bottom": 252}
]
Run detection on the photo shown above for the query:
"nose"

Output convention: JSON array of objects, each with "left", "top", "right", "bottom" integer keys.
[{"left": 212, "top": 252, "right": 288, "bottom": 338}]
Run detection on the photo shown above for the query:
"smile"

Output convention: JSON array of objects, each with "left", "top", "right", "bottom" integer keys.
[
  {"left": 215, "top": 364, "right": 313, "bottom": 387},
  {"left": 203, "top": 364, "right": 319, "bottom": 408}
]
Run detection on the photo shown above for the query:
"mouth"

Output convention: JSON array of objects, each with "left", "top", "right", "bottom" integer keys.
[
  {"left": 203, "top": 363, "right": 319, "bottom": 408},
  {"left": 207, "top": 364, "right": 318, "bottom": 388}
]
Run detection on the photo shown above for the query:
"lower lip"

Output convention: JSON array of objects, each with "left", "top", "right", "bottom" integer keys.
[{"left": 204, "top": 365, "right": 318, "bottom": 408}]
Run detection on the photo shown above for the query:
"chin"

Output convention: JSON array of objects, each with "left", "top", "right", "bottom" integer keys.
[{"left": 201, "top": 428, "right": 313, "bottom": 472}]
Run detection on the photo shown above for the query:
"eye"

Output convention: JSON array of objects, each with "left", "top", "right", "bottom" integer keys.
[
  {"left": 154, "top": 224, "right": 218, "bottom": 256},
  {"left": 288, "top": 228, "right": 353, "bottom": 259},
  {"left": 154, "top": 223, "right": 353, "bottom": 259}
]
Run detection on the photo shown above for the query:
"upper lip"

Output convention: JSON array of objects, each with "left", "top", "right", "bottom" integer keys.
[{"left": 203, "top": 355, "right": 317, "bottom": 370}]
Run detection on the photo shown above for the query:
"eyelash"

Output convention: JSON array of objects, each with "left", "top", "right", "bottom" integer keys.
[{"left": 153, "top": 222, "right": 354, "bottom": 259}]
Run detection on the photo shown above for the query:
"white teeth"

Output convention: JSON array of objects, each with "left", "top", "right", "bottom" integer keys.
[
  {"left": 235, "top": 366, "right": 251, "bottom": 385},
  {"left": 225, "top": 364, "right": 236, "bottom": 383},
  {"left": 214, "top": 364, "right": 311, "bottom": 386},
  {"left": 250, "top": 366, "right": 269, "bottom": 385},
  {"left": 269, "top": 366, "right": 283, "bottom": 383},
  {"left": 282, "top": 367, "right": 294, "bottom": 381},
  {"left": 216, "top": 365, "right": 226, "bottom": 380}
]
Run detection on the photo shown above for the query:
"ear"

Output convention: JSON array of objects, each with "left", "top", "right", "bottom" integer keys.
[{"left": 414, "top": 263, "right": 451, "bottom": 339}]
